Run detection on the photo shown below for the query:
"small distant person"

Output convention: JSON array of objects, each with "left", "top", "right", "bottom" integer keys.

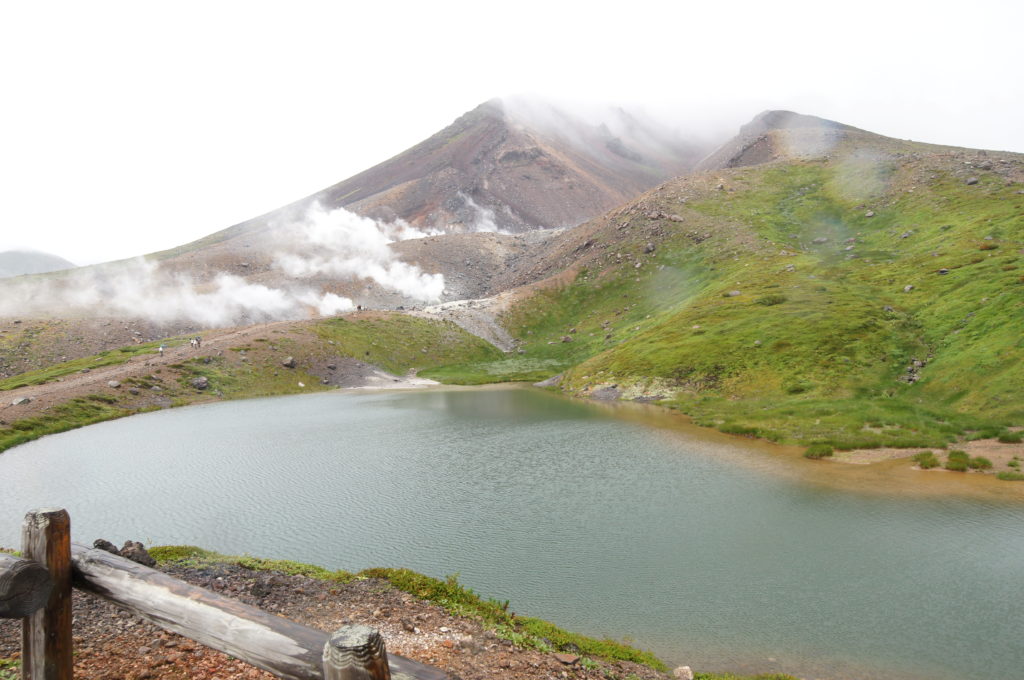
[
  {"left": 158, "top": 344, "right": 165, "bottom": 357},
  {"left": 196, "top": 335, "right": 202, "bottom": 349}
]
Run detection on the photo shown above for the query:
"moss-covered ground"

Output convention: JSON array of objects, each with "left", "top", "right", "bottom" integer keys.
[{"left": 486, "top": 159, "right": 1022, "bottom": 451}]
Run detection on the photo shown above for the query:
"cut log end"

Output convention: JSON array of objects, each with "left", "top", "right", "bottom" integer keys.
[
  {"left": 0, "top": 554, "right": 54, "bottom": 619},
  {"left": 324, "top": 625, "right": 391, "bottom": 680}
]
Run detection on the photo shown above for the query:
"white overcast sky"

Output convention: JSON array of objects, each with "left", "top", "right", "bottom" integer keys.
[{"left": 2, "top": 0, "right": 1021, "bottom": 265}]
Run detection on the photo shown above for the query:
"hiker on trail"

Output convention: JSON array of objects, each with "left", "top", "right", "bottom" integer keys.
[
  {"left": 158, "top": 344, "right": 165, "bottom": 357},
  {"left": 196, "top": 336, "right": 202, "bottom": 349}
]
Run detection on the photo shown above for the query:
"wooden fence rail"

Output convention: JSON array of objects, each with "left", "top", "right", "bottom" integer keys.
[{"left": 1, "top": 509, "right": 449, "bottom": 680}]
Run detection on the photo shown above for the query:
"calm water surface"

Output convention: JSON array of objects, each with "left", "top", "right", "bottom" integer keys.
[{"left": 2, "top": 387, "right": 1023, "bottom": 680}]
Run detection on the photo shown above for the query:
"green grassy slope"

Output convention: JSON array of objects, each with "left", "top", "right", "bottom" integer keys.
[
  {"left": 0, "top": 314, "right": 501, "bottom": 454},
  {"left": 485, "top": 151, "right": 1023, "bottom": 449}
]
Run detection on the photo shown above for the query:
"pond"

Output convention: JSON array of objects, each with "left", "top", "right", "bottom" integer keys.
[{"left": 2, "top": 386, "right": 1022, "bottom": 680}]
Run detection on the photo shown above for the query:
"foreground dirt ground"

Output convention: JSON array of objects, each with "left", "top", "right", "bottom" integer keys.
[{"left": 0, "top": 557, "right": 671, "bottom": 680}]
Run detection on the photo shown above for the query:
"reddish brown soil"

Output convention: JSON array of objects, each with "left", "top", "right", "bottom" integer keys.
[{"left": 0, "top": 559, "right": 670, "bottom": 680}]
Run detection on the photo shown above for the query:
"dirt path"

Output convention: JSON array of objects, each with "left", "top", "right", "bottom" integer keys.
[
  {"left": 0, "top": 318, "right": 440, "bottom": 427},
  {"left": 0, "top": 321, "right": 293, "bottom": 424}
]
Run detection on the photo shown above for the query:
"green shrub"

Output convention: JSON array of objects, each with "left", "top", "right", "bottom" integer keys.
[
  {"left": 719, "top": 423, "right": 760, "bottom": 437},
  {"left": 996, "top": 471, "right": 1024, "bottom": 481},
  {"left": 947, "top": 450, "right": 969, "bottom": 461},
  {"left": 804, "top": 443, "right": 834, "bottom": 459},
  {"left": 913, "top": 451, "right": 940, "bottom": 469},
  {"left": 945, "top": 457, "right": 969, "bottom": 472},
  {"left": 997, "top": 431, "right": 1023, "bottom": 443},
  {"left": 755, "top": 294, "right": 787, "bottom": 306},
  {"left": 968, "top": 456, "right": 993, "bottom": 470}
]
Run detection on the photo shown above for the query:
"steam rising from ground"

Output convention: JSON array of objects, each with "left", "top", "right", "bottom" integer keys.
[
  {"left": 0, "top": 205, "right": 445, "bottom": 326},
  {"left": 273, "top": 203, "right": 445, "bottom": 298}
]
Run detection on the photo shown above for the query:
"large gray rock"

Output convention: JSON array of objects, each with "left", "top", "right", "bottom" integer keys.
[
  {"left": 11, "top": 396, "right": 30, "bottom": 406},
  {"left": 673, "top": 666, "right": 694, "bottom": 680},
  {"left": 282, "top": 356, "right": 296, "bottom": 368},
  {"left": 533, "top": 373, "right": 563, "bottom": 388},
  {"left": 190, "top": 376, "right": 209, "bottom": 390}
]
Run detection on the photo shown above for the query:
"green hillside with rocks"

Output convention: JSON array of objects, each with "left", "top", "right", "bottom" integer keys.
[{"left": 469, "top": 131, "right": 1024, "bottom": 450}]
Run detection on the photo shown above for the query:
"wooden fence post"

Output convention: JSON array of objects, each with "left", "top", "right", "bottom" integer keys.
[
  {"left": 0, "top": 553, "right": 54, "bottom": 619},
  {"left": 21, "top": 508, "right": 73, "bottom": 680},
  {"left": 323, "top": 625, "right": 392, "bottom": 680}
]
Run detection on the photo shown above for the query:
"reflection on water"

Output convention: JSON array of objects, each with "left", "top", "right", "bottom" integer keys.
[{"left": 2, "top": 386, "right": 1023, "bottom": 680}]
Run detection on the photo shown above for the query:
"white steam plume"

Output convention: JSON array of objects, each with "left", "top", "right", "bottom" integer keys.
[
  {"left": 0, "top": 204, "right": 446, "bottom": 326},
  {"left": 457, "top": 192, "right": 509, "bottom": 233},
  {"left": 272, "top": 203, "right": 445, "bottom": 301},
  {"left": 0, "top": 258, "right": 355, "bottom": 326}
]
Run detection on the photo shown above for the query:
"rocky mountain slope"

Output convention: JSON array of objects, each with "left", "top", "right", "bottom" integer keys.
[
  {"left": 422, "top": 112, "right": 1024, "bottom": 454},
  {"left": 202, "top": 98, "right": 709, "bottom": 240},
  {"left": 2, "top": 109, "right": 1022, "bottom": 473}
]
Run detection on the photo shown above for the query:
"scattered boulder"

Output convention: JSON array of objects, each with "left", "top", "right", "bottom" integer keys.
[
  {"left": 673, "top": 666, "right": 694, "bottom": 680},
  {"left": 533, "top": 374, "right": 563, "bottom": 388},
  {"left": 865, "top": 210, "right": 875, "bottom": 217},
  {"left": 904, "top": 285, "right": 915, "bottom": 292},
  {"left": 190, "top": 376, "right": 209, "bottom": 390},
  {"left": 726, "top": 290, "right": 741, "bottom": 297},
  {"left": 281, "top": 356, "right": 296, "bottom": 369},
  {"left": 938, "top": 268, "right": 949, "bottom": 275},
  {"left": 11, "top": 397, "right": 30, "bottom": 406},
  {"left": 811, "top": 236, "right": 829, "bottom": 244},
  {"left": 966, "top": 177, "right": 979, "bottom": 185},
  {"left": 561, "top": 335, "right": 573, "bottom": 343},
  {"left": 92, "top": 539, "right": 120, "bottom": 555},
  {"left": 590, "top": 385, "right": 622, "bottom": 401},
  {"left": 120, "top": 541, "right": 157, "bottom": 567},
  {"left": 643, "top": 242, "right": 656, "bottom": 254},
  {"left": 553, "top": 653, "right": 579, "bottom": 666},
  {"left": 326, "top": 364, "right": 337, "bottom": 371},
  {"left": 107, "top": 380, "right": 121, "bottom": 388}
]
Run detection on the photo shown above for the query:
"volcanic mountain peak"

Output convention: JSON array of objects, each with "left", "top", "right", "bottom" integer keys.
[
  {"left": 199, "top": 97, "right": 711, "bottom": 251},
  {"left": 695, "top": 109, "right": 870, "bottom": 172}
]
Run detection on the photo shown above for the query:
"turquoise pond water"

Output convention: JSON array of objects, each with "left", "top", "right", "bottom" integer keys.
[{"left": 2, "top": 386, "right": 1023, "bottom": 680}]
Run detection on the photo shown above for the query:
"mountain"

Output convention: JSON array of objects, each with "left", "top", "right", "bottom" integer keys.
[
  {"left": 0, "top": 250, "right": 76, "bottom": 279},
  {"left": 191, "top": 98, "right": 710, "bottom": 243},
  {"left": 2, "top": 109, "right": 1023, "bottom": 470},
  {"left": 141, "top": 98, "right": 712, "bottom": 308},
  {"left": 695, "top": 110, "right": 862, "bottom": 171},
  {"left": 429, "top": 110, "right": 1024, "bottom": 450}
]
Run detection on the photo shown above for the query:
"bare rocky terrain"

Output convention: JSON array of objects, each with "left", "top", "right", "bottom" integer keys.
[{"left": 0, "top": 554, "right": 672, "bottom": 680}]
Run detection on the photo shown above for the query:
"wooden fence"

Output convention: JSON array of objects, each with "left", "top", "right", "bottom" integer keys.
[{"left": 1, "top": 508, "right": 449, "bottom": 680}]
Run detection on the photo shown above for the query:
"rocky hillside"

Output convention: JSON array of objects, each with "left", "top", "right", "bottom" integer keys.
[
  {"left": 0, "top": 250, "right": 75, "bottom": 279},
  {"left": 2, "top": 109, "right": 1022, "bottom": 471},
  {"left": 426, "top": 112, "right": 1024, "bottom": 454},
  {"left": 199, "top": 98, "right": 709, "bottom": 241}
]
